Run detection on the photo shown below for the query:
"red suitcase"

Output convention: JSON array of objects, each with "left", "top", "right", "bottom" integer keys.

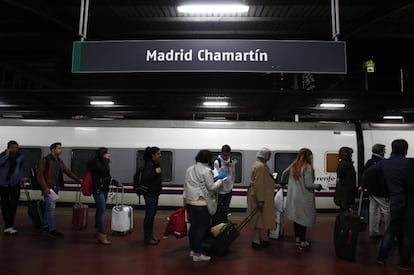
[{"left": 72, "top": 191, "right": 89, "bottom": 230}]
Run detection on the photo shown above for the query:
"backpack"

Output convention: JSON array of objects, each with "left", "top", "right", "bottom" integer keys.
[
  {"left": 30, "top": 157, "right": 48, "bottom": 190},
  {"left": 133, "top": 166, "right": 149, "bottom": 195},
  {"left": 163, "top": 207, "right": 190, "bottom": 239},
  {"left": 81, "top": 171, "right": 93, "bottom": 196}
]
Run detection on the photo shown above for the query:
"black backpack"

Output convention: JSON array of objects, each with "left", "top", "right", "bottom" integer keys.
[
  {"left": 30, "top": 157, "right": 49, "bottom": 190},
  {"left": 133, "top": 166, "right": 149, "bottom": 195}
]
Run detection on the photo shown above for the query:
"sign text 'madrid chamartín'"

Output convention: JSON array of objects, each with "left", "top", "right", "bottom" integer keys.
[{"left": 146, "top": 49, "right": 268, "bottom": 62}]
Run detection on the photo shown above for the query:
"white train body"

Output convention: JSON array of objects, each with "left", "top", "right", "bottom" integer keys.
[{"left": 0, "top": 119, "right": 412, "bottom": 210}]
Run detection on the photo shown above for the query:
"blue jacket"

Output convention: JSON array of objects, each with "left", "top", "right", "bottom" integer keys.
[{"left": 0, "top": 151, "right": 24, "bottom": 187}]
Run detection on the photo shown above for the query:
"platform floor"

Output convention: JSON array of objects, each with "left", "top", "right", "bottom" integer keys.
[{"left": 0, "top": 207, "right": 410, "bottom": 275}]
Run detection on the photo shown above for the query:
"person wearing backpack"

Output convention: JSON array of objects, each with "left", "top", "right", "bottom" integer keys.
[
  {"left": 212, "top": 144, "right": 235, "bottom": 226},
  {"left": 141, "top": 146, "right": 162, "bottom": 245},
  {"left": 0, "top": 140, "right": 25, "bottom": 235},
  {"left": 362, "top": 144, "right": 390, "bottom": 238},
  {"left": 37, "top": 142, "right": 81, "bottom": 237},
  {"left": 87, "top": 147, "right": 115, "bottom": 245}
]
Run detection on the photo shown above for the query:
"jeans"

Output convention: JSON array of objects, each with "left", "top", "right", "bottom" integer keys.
[
  {"left": 377, "top": 211, "right": 411, "bottom": 264},
  {"left": 212, "top": 192, "right": 232, "bottom": 226},
  {"left": 43, "top": 190, "right": 58, "bottom": 231},
  {"left": 369, "top": 196, "right": 390, "bottom": 235},
  {"left": 143, "top": 195, "right": 159, "bottom": 238},
  {"left": 187, "top": 205, "right": 210, "bottom": 254},
  {"left": 293, "top": 222, "right": 307, "bottom": 242},
  {"left": 93, "top": 191, "right": 107, "bottom": 234},
  {"left": 0, "top": 184, "right": 21, "bottom": 228}
]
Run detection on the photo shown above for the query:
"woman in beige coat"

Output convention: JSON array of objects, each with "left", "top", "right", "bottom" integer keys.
[{"left": 247, "top": 147, "right": 276, "bottom": 249}]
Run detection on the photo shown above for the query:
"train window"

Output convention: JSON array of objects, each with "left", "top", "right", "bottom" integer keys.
[
  {"left": 19, "top": 147, "right": 42, "bottom": 178},
  {"left": 136, "top": 150, "right": 173, "bottom": 183},
  {"left": 71, "top": 149, "right": 96, "bottom": 178},
  {"left": 211, "top": 152, "right": 242, "bottom": 184},
  {"left": 326, "top": 153, "right": 339, "bottom": 173},
  {"left": 274, "top": 152, "right": 298, "bottom": 183}
]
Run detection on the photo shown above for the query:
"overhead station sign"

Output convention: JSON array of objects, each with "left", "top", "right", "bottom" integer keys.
[{"left": 72, "top": 40, "right": 346, "bottom": 74}]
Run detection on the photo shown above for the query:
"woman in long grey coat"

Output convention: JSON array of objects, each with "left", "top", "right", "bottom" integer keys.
[
  {"left": 284, "top": 148, "right": 322, "bottom": 249},
  {"left": 247, "top": 147, "right": 276, "bottom": 249}
]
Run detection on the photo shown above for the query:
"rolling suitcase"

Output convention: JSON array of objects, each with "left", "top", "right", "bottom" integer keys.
[
  {"left": 25, "top": 189, "right": 45, "bottom": 229},
  {"left": 72, "top": 191, "right": 89, "bottom": 230},
  {"left": 209, "top": 207, "right": 259, "bottom": 255},
  {"left": 111, "top": 185, "right": 133, "bottom": 234},
  {"left": 334, "top": 191, "right": 367, "bottom": 261},
  {"left": 334, "top": 213, "right": 360, "bottom": 261}
]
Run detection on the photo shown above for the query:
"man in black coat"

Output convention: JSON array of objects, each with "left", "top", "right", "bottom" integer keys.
[{"left": 368, "top": 139, "right": 413, "bottom": 270}]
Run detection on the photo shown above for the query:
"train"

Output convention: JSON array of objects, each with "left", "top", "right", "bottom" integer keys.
[{"left": 1, "top": 119, "right": 414, "bottom": 210}]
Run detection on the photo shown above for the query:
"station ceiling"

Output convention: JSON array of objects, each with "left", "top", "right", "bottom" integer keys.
[{"left": 0, "top": 0, "right": 414, "bottom": 122}]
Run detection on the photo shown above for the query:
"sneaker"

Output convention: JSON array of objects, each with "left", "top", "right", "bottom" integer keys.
[
  {"left": 190, "top": 250, "right": 195, "bottom": 257},
  {"left": 193, "top": 254, "right": 211, "bottom": 262},
  {"left": 3, "top": 227, "right": 18, "bottom": 235},
  {"left": 399, "top": 264, "right": 414, "bottom": 271},
  {"left": 49, "top": 230, "right": 64, "bottom": 238}
]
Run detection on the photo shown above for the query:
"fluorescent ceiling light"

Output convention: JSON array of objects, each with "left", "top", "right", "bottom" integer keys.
[
  {"left": 383, "top": 115, "right": 403, "bottom": 120},
  {"left": 203, "top": 101, "right": 229, "bottom": 107},
  {"left": 90, "top": 101, "right": 114, "bottom": 106},
  {"left": 320, "top": 103, "right": 345, "bottom": 108},
  {"left": 177, "top": 4, "right": 249, "bottom": 14}
]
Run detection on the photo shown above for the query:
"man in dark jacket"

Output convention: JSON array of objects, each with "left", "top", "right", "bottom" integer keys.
[
  {"left": 370, "top": 139, "right": 413, "bottom": 270},
  {"left": 0, "top": 141, "right": 25, "bottom": 235},
  {"left": 362, "top": 144, "right": 390, "bottom": 238}
]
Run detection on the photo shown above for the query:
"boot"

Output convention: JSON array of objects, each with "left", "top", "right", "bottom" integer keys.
[{"left": 97, "top": 233, "right": 111, "bottom": 245}]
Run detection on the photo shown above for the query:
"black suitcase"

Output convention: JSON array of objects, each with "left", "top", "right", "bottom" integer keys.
[
  {"left": 334, "top": 213, "right": 360, "bottom": 261},
  {"left": 209, "top": 207, "right": 259, "bottom": 256},
  {"left": 25, "top": 190, "right": 45, "bottom": 229}
]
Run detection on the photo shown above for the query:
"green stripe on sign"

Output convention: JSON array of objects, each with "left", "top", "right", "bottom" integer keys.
[{"left": 72, "top": 42, "right": 82, "bottom": 72}]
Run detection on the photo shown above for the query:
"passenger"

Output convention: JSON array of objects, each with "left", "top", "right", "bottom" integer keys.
[
  {"left": 142, "top": 146, "right": 162, "bottom": 245},
  {"left": 247, "top": 147, "right": 275, "bottom": 249},
  {"left": 37, "top": 142, "right": 81, "bottom": 237},
  {"left": 0, "top": 140, "right": 25, "bottom": 235},
  {"left": 372, "top": 139, "right": 413, "bottom": 270},
  {"left": 284, "top": 148, "right": 322, "bottom": 249},
  {"left": 334, "top": 147, "right": 357, "bottom": 213},
  {"left": 87, "top": 147, "right": 114, "bottom": 245},
  {"left": 184, "top": 150, "right": 224, "bottom": 261},
  {"left": 212, "top": 144, "right": 236, "bottom": 226},
  {"left": 362, "top": 144, "right": 390, "bottom": 238}
]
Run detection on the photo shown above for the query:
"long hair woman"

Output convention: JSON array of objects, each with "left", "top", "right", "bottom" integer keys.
[
  {"left": 87, "top": 147, "right": 112, "bottom": 245},
  {"left": 284, "top": 148, "right": 322, "bottom": 249},
  {"left": 142, "top": 146, "right": 162, "bottom": 245}
]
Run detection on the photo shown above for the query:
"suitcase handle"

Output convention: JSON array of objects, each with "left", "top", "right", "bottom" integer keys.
[
  {"left": 236, "top": 206, "right": 260, "bottom": 231},
  {"left": 357, "top": 190, "right": 364, "bottom": 216},
  {"left": 115, "top": 184, "right": 125, "bottom": 206}
]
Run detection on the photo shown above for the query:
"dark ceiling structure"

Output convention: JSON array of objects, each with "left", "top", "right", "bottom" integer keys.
[{"left": 0, "top": 0, "right": 414, "bottom": 122}]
